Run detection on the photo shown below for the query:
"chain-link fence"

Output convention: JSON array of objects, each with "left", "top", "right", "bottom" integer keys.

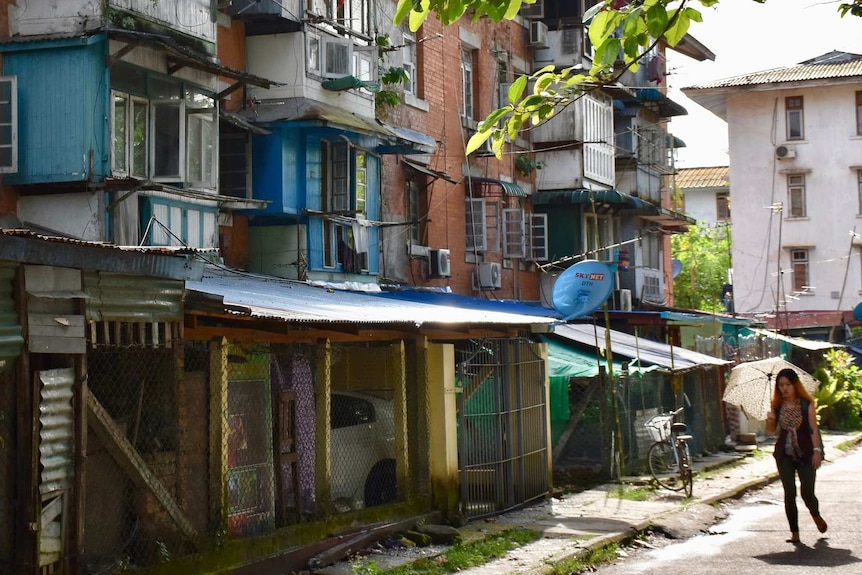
[
  {"left": 81, "top": 338, "right": 417, "bottom": 572},
  {"left": 0, "top": 366, "right": 13, "bottom": 573}
]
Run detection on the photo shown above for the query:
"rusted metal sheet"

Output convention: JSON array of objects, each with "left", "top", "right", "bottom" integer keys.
[
  {"left": 84, "top": 271, "right": 184, "bottom": 323},
  {"left": 39, "top": 368, "right": 75, "bottom": 494}
]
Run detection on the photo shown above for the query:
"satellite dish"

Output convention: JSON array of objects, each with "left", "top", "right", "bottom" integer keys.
[
  {"left": 671, "top": 258, "right": 683, "bottom": 279},
  {"left": 854, "top": 301, "right": 862, "bottom": 322},
  {"left": 551, "top": 260, "right": 615, "bottom": 320}
]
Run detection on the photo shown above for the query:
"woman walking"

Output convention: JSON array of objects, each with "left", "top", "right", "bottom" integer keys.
[{"left": 765, "top": 367, "right": 827, "bottom": 543}]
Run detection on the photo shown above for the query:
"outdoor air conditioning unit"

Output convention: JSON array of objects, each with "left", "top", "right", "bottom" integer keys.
[
  {"left": 475, "top": 262, "right": 502, "bottom": 290},
  {"left": 429, "top": 249, "right": 451, "bottom": 278},
  {"left": 776, "top": 144, "right": 796, "bottom": 159},
  {"left": 519, "top": 0, "right": 544, "bottom": 19},
  {"left": 529, "top": 21, "right": 548, "bottom": 48},
  {"left": 620, "top": 289, "right": 633, "bottom": 311}
]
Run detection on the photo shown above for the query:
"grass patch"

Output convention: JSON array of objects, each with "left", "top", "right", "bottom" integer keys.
[
  {"left": 607, "top": 484, "right": 653, "bottom": 501},
  {"left": 358, "top": 528, "right": 540, "bottom": 575},
  {"left": 544, "top": 543, "right": 620, "bottom": 575}
]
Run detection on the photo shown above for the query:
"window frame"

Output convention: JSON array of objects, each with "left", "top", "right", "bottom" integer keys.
[
  {"left": 856, "top": 91, "right": 862, "bottom": 136},
  {"left": 716, "top": 191, "right": 730, "bottom": 222},
  {"left": 785, "top": 95, "right": 804, "bottom": 141},
  {"left": 406, "top": 177, "right": 422, "bottom": 245},
  {"left": 528, "top": 213, "right": 549, "bottom": 262},
  {"left": 502, "top": 208, "right": 525, "bottom": 259},
  {"left": 151, "top": 98, "right": 185, "bottom": 182},
  {"left": 787, "top": 174, "right": 806, "bottom": 218},
  {"left": 585, "top": 213, "right": 614, "bottom": 261},
  {"left": 857, "top": 170, "right": 862, "bottom": 215},
  {"left": 143, "top": 197, "right": 216, "bottom": 248},
  {"left": 0, "top": 75, "right": 17, "bottom": 174},
  {"left": 186, "top": 107, "right": 217, "bottom": 189},
  {"left": 402, "top": 31, "right": 417, "bottom": 96},
  {"left": 465, "top": 198, "right": 487, "bottom": 252},
  {"left": 791, "top": 248, "right": 809, "bottom": 292},
  {"left": 460, "top": 48, "right": 475, "bottom": 121}
]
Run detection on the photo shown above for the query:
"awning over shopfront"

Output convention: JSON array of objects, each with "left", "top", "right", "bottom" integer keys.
[
  {"left": 552, "top": 322, "right": 729, "bottom": 373},
  {"left": 543, "top": 336, "right": 658, "bottom": 379}
]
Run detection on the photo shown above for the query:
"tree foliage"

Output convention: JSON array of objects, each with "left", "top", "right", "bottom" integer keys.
[
  {"left": 670, "top": 222, "right": 730, "bottom": 312},
  {"left": 393, "top": 0, "right": 862, "bottom": 156},
  {"left": 813, "top": 348, "right": 862, "bottom": 431}
]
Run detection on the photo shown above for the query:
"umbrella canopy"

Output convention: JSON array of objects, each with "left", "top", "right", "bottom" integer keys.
[{"left": 723, "top": 357, "right": 819, "bottom": 420}]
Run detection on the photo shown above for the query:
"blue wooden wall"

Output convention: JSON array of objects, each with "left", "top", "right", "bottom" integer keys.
[{"left": 1, "top": 36, "right": 108, "bottom": 185}]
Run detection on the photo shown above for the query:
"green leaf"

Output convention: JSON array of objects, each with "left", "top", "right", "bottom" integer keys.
[
  {"left": 393, "top": 0, "right": 414, "bottom": 25},
  {"left": 479, "top": 107, "right": 513, "bottom": 131},
  {"left": 466, "top": 130, "right": 491, "bottom": 156},
  {"left": 664, "top": 8, "right": 690, "bottom": 46},
  {"left": 508, "top": 75, "right": 528, "bottom": 105},
  {"left": 521, "top": 94, "right": 546, "bottom": 109},
  {"left": 533, "top": 73, "right": 557, "bottom": 93},
  {"left": 507, "top": 116, "right": 523, "bottom": 140},
  {"left": 588, "top": 10, "right": 618, "bottom": 49},
  {"left": 408, "top": 0, "right": 430, "bottom": 31},
  {"left": 503, "top": 0, "right": 523, "bottom": 20},
  {"left": 531, "top": 64, "right": 556, "bottom": 77},
  {"left": 684, "top": 6, "right": 703, "bottom": 23},
  {"left": 583, "top": 1, "right": 604, "bottom": 22},
  {"left": 645, "top": 4, "right": 668, "bottom": 38}
]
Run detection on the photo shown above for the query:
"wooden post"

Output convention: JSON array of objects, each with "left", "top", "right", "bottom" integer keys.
[
  {"left": 426, "top": 342, "right": 459, "bottom": 519},
  {"left": 314, "top": 339, "right": 331, "bottom": 515},
  {"left": 389, "top": 341, "right": 409, "bottom": 500},
  {"left": 71, "top": 353, "right": 88, "bottom": 575},
  {"left": 209, "top": 337, "right": 229, "bottom": 537}
]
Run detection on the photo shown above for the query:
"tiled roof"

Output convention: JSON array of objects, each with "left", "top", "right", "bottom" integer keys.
[
  {"left": 674, "top": 166, "right": 729, "bottom": 189},
  {"left": 686, "top": 51, "right": 862, "bottom": 90}
]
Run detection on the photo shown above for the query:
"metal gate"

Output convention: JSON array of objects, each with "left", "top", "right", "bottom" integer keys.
[{"left": 456, "top": 338, "right": 548, "bottom": 519}]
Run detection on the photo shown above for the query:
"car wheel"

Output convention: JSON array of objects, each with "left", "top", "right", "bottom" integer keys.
[{"left": 364, "top": 459, "right": 396, "bottom": 507}]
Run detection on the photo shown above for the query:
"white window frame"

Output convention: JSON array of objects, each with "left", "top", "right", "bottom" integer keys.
[
  {"left": 186, "top": 108, "right": 217, "bottom": 190},
  {"left": 151, "top": 99, "right": 185, "bottom": 182},
  {"left": 786, "top": 96, "right": 804, "bottom": 141},
  {"left": 111, "top": 91, "right": 130, "bottom": 176},
  {"left": 461, "top": 49, "right": 474, "bottom": 121},
  {"left": 856, "top": 91, "right": 862, "bottom": 137},
  {"left": 323, "top": 36, "right": 353, "bottom": 78},
  {"left": 791, "top": 249, "right": 809, "bottom": 292},
  {"left": 502, "top": 208, "right": 526, "bottom": 259},
  {"left": 787, "top": 174, "right": 806, "bottom": 218},
  {"left": 465, "top": 198, "right": 487, "bottom": 252},
  {"left": 403, "top": 31, "right": 417, "bottom": 96},
  {"left": 528, "top": 213, "right": 549, "bottom": 262},
  {"left": 585, "top": 213, "right": 614, "bottom": 262},
  {"left": 308, "top": 32, "right": 322, "bottom": 75},
  {"left": 0, "top": 75, "right": 16, "bottom": 173},
  {"left": 407, "top": 178, "right": 421, "bottom": 244},
  {"left": 857, "top": 170, "right": 862, "bottom": 215}
]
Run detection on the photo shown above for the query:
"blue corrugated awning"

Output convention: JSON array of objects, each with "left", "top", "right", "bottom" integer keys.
[
  {"left": 532, "top": 189, "right": 659, "bottom": 213},
  {"left": 471, "top": 178, "right": 527, "bottom": 197}
]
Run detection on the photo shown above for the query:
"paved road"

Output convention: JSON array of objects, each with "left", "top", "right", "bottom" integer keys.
[{"left": 591, "top": 448, "right": 862, "bottom": 574}]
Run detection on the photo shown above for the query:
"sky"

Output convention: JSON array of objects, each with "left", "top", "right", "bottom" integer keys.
[{"left": 665, "top": 0, "right": 861, "bottom": 168}]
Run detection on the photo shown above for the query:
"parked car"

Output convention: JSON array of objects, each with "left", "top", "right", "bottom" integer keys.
[{"left": 330, "top": 391, "right": 397, "bottom": 509}]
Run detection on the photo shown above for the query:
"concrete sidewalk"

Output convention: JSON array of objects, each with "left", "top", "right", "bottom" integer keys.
[
  {"left": 433, "top": 430, "right": 862, "bottom": 575},
  {"left": 316, "top": 431, "right": 862, "bottom": 575}
]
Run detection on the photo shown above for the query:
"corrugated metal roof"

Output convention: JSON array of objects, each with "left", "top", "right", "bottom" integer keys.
[
  {"left": 674, "top": 166, "right": 730, "bottom": 189},
  {"left": 687, "top": 51, "right": 862, "bottom": 90},
  {"left": 552, "top": 323, "right": 729, "bottom": 373},
  {"left": 186, "top": 268, "right": 557, "bottom": 327}
]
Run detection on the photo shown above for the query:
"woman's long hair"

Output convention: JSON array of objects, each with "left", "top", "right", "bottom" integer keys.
[{"left": 771, "top": 367, "right": 816, "bottom": 409}]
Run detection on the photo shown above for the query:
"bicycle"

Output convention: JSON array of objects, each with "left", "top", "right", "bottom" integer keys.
[{"left": 645, "top": 406, "right": 694, "bottom": 497}]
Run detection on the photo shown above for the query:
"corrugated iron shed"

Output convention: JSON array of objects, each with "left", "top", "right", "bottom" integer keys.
[{"left": 186, "top": 268, "right": 558, "bottom": 327}]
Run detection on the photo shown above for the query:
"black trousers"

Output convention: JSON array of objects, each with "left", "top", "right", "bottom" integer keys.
[{"left": 777, "top": 456, "right": 819, "bottom": 532}]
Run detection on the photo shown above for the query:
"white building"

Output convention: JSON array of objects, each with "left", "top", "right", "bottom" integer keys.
[
  {"left": 683, "top": 52, "right": 862, "bottom": 336},
  {"left": 674, "top": 166, "right": 730, "bottom": 227}
]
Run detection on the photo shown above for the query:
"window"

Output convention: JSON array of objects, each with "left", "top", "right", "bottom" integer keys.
[
  {"left": 857, "top": 92, "right": 862, "bottom": 136},
  {"left": 465, "top": 198, "right": 499, "bottom": 252},
  {"left": 787, "top": 174, "right": 806, "bottom": 217},
  {"left": 502, "top": 208, "right": 525, "bottom": 258},
  {"left": 716, "top": 191, "right": 730, "bottom": 222},
  {"left": 858, "top": 170, "right": 862, "bottom": 215},
  {"left": 110, "top": 64, "right": 216, "bottom": 187},
  {"left": 528, "top": 213, "right": 548, "bottom": 261},
  {"left": 407, "top": 178, "right": 422, "bottom": 244},
  {"left": 785, "top": 96, "right": 804, "bottom": 141},
  {"left": 641, "top": 232, "right": 661, "bottom": 269},
  {"left": 791, "top": 249, "right": 809, "bottom": 292},
  {"left": 0, "top": 76, "right": 17, "bottom": 173},
  {"left": 142, "top": 198, "right": 217, "bottom": 247},
  {"left": 220, "top": 126, "right": 250, "bottom": 199},
  {"left": 403, "top": 32, "right": 417, "bottom": 96},
  {"left": 320, "top": 140, "right": 372, "bottom": 271},
  {"left": 111, "top": 92, "right": 148, "bottom": 178},
  {"left": 308, "top": 33, "right": 321, "bottom": 74},
  {"left": 324, "top": 37, "right": 353, "bottom": 78},
  {"left": 585, "top": 213, "right": 614, "bottom": 261},
  {"left": 461, "top": 49, "right": 474, "bottom": 120},
  {"left": 307, "top": 0, "right": 370, "bottom": 35}
]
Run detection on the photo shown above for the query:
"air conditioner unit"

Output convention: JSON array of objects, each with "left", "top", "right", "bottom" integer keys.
[
  {"left": 429, "top": 249, "right": 451, "bottom": 278},
  {"left": 529, "top": 21, "right": 548, "bottom": 48},
  {"left": 520, "top": 0, "right": 544, "bottom": 19},
  {"left": 475, "top": 262, "right": 502, "bottom": 290},
  {"left": 776, "top": 144, "right": 796, "bottom": 159},
  {"left": 620, "top": 289, "right": 632, "bottom": 311}
]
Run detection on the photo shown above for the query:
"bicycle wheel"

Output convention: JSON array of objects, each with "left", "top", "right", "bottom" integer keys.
[
  {"left": 678, "top": 443, "right": 693, "bottom": 498},
  {"left": 648, "top": 441, "right": 684, "bottom": 491}
]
